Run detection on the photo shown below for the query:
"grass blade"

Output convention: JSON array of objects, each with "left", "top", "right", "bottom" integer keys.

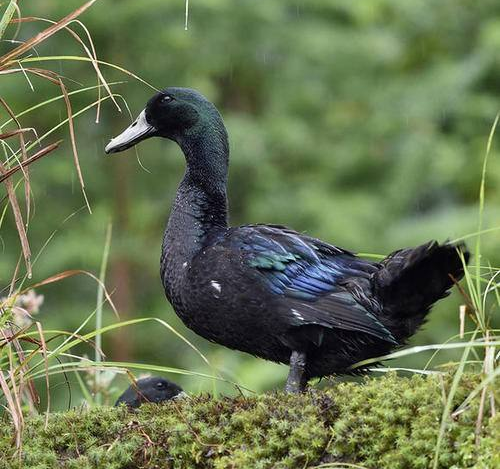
[
  {"left": 0, "top": 157, "right": 31, "bottom": 277},
  {"left": 0, "top": 81, "right": 126, "bottom": 131},
  {"left": 19, "top": 56, "right": 158, "bottom": 91},
  {"left": 0, "top": 128, "right": 34, "bottom": 140},
  {"left": 35, "top": 322, "right": 50, "bottom": 427},
  {"left": 94, "top": 223, "right": 112, "bottom": 405},
  {"left": 474, "top": 113, "right": 499, "bottom": 323},
  {"left": 58, "top": 78, "right": 91, "bottom": 213},
  {"left": 0, "top": 141, "right": 61, "bottom": 183},
  {"left": 432, "top": 332, "right": 477, "bottom": 469},
  {"left": 0, "top": 0, "right": 18, "bottom": 40},
  {"left": 350, "top": 339, "right": 500, "bottom": 370},
  {"left": 0, "top": 0, "right": 98, "bottom": 67},
  {"left": 15, "top": 16, "right": 121, "bottom": 115}
]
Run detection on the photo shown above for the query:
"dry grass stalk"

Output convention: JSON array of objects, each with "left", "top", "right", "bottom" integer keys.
[
  {"left": 9, "top": 337, "right": 39, "bottom": 410},
  {"left": 459, "top": 304, "right": 466, "bottom": 339},
  {"left": 0, "top": 98, "right": 31, "bottom": 220},
  {"left": 0, "top": 371, "right": 23, "bottom": 449},
  {"left": 0, "top": 66, "right": 60, "bottom": 83},
  {"left": 10, "top": 15, "right": 122, "bottom": 119},
  {"left": 26, "top": 269, "right": 118, "bottom": 317},
  {"left": 0, "top": 0, "right": 107, "bottom": 450},
  {"left": 0, "top": 140, "right": 61, "bottom": 183},
  {"left": 0, "top": 326, "right": 24, "bottom": 450},
  {"left": 0, "top": 128, "right": 34, "bottom": 140},
  {"left": 59, "top": 78, "right": 92, "bottom": 213},
  {"left": 0, "top": 0, "right": 97, "bottom": 68},
  {"left": 0, "top": 0, "right": 110, "bottom": 278},
  {"left": 0, "top": 0, "right": 136, "bottom": 455},
  {"left": 0, "top": 158, "right": 31, "bottom": 276},
  {"left": 35, "top": 322, "right": 50, "bottom": 428}
]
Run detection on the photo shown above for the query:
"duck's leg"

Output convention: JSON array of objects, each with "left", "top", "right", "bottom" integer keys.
[{"left": 285, "top": 350, "right": 308, "bottom": 393}]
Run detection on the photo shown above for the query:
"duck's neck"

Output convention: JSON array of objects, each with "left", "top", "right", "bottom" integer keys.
[{"left": 161, "top": 127, "right": 229, "bottom": 279}]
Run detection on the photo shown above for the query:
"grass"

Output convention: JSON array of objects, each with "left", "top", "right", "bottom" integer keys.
[
  {"left": 429, "top": 113, "right": 500, "bottom": 469},
  {"left": 93, "top": 222, "right": 112, "bottom": 405},
  {"left": 0, "top": 0, "right": 219, "bottom": 451},
  {"left": 0, "top": 372, "right": 497, "bottom": 468},
  {"left": 0, "top": 0, "right": 498, "bottom": 467}
]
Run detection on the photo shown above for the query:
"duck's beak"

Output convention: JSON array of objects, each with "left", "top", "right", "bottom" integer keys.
[
  {"left": 105, "top": 110, "right": 157, "bottom": 154},
  {"left": 173, "top": 391, "right": 189, "bottom": 400}
]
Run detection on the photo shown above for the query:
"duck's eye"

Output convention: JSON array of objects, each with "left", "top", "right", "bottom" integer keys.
[
  {"left": 160, "top": 95, "right": 173, "bottom": 104},
  {"left": 156, "top": 381, "right": 166, "bottom": 389}
]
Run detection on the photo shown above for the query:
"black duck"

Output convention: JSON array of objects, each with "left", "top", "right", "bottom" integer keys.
[{"left": 105, "top": 88, "right": 469, "bottom": 392}]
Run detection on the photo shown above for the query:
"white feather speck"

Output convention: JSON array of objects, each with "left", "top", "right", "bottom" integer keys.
[
  {"left": 210, "top": 281, "right": 222, "bottom": 293},
  {"left": 291, "top": 308, "right": 304, "bottom": 321}
]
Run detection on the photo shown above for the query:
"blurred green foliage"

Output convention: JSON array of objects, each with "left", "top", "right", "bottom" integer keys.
[{"left": 0, "top": 0, "right": 499, "bottom": 405}]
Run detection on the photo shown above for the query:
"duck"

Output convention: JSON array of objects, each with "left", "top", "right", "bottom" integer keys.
[
  {"left": 115, "top": 376, "right": 185, "bottom": 408},
  {"left": 105, "top": 87, "right": 469, "bottom": 393}
]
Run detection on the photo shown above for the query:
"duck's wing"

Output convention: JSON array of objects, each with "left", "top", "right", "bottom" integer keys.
[{"left": 222, "top": 224, "right": 395, "bottom": 343}]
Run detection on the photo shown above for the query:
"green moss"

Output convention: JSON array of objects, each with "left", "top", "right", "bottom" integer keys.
[{"left": 0, "top": 373, "right": 497, "bottom": 469}]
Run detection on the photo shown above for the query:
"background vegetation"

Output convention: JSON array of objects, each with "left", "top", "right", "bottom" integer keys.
[{"left": 1, "top": 0, "right": 499, "bottom": 410}]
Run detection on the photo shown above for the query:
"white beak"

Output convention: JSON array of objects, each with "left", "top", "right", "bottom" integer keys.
[{"left": 105, "top": 110, "right": 156, "bottom": 154}]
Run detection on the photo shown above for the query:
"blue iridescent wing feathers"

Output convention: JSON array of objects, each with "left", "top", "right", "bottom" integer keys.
[{"left": 224, "top": 224, "right": 396, "bottom": 343}]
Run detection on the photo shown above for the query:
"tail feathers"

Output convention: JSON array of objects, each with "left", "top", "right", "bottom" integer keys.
[{"left": 374, "top": 241, "right": 469, "bottom": 340}]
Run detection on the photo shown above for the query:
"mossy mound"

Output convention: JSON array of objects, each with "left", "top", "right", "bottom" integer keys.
[{"left": 0, "top": 373, "right": 498, "bottom": 468}]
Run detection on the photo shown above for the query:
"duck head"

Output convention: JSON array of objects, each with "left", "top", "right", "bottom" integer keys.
[
  {"left": 114, "top": 376, "right": 186, "bottom": 408},
  {"left": 105, "top": 87, "right": 224, "bottom": 154}
]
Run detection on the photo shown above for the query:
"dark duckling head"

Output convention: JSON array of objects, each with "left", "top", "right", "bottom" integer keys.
[{"left": 115, "top": 376, "right": 185, "bottom": 409}]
